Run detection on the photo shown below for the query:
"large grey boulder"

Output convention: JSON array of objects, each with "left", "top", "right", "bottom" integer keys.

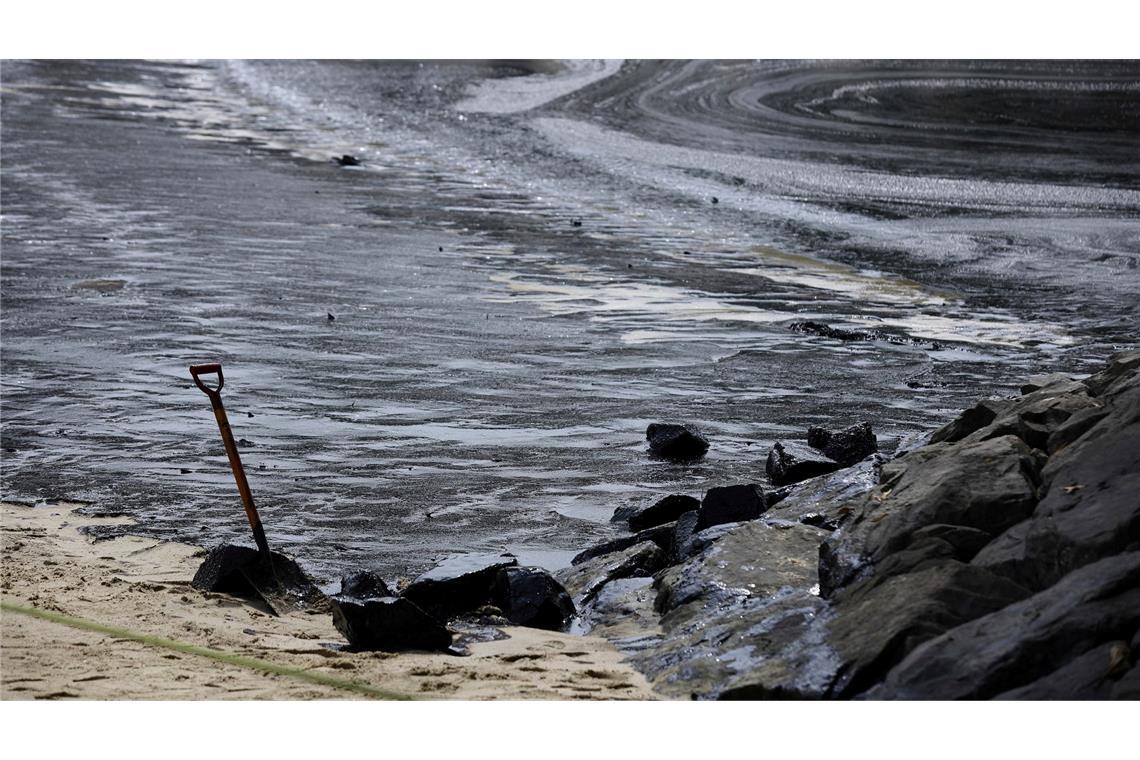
[
  {"left": 972, "top": 374, "right": 1140, "bottom": 591},
  {"left": 871, "top": 551, "right": 1140, "bottom": 699},
  {"left": 993, "top": 640, "right": 1132, "bottom": 700},
  {"left": 820, "top": 434, "right": 1042, "bottom": 596},
  {"left": 571, "top": 523, "right": 673, "bottom": 565},
  {"left": 824, "top": 560, "right": 1030, "bottom": 697},
  {"left": 929, "top": 397, "right": 1011, "bottom": 444},
  {"left": 765, "top": 457, "right": 880, "bottom": 530}
]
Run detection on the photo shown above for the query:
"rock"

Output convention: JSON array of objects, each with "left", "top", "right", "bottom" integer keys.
[
  {"left": 695, "top": 484, "right": 767, "bottom": 530},
  {"left": 555, "top": 541, "right": 665, "bottom": 609},
  {"left": 1110, "top": 665, "right": 1140, "bottom": 699},
  {"left": 339, "top": 570, "right": 392, "bottom": 600},
  {"left": 789, "top": 321, "right": 874, "bottom": 342},
  {"left": 191, "top": 544, "right": 265, "bottom": 595},
  {"left": 572, "top": 524, "right": 673, "bottom": 565},
  {"left": 191, "top": 544, "right": 328, "bottom": 615},
  {"left": 1020, "top": 372, "right": 1077, "bottom": 395},
  {"left": 625, "top": 494, "right": 700, "bottom": 532},
  {"left": 633, "top": 520, "right": 830, "bottom": 699},
  {"left": 826, "top": 560, "right": 1031, "bottom": 697},
  {"left": 929, "top": 398, "right": 1009, "bottom": 444},
  {"left": 993, "top": 640, "right": 1131, "bottom": 699},
  {"left": 1045, "top": 405, "right": 1110, "bottom": 454},
  {"left": 1082, "top": 348, "right": 1140, "bottom": 396},
  {"left": 570, "top": 576, "right": 662, "bottom": 649},
  {"left": 400, "top": 552, "right": 518, "bottom": 622},
  {"left": 335, "top": 154, "right": 362, "bottom": 167},
  {"left": 766, "top": 441, "right": 843, "bottom": 486},
  {"left": 656, "top": 520, "right": 828, "bottom": 617},
  {"left": 766, "top": 456, "right": 880, "bottom": 530},
  {"left": 646, "top": 423, "right": 709, "bottom": 460},
  {"left": 872, "top": 552, "right": 1140, "bottom": 699},
  {"left": 807, "top": 422, "right": 877, "bottom": 466},
  {"left": 907, "top": 524, "right": 994, "bottom": 562},
  {"left": 972, "top": 378, "right": 1139, "bottom": 591},
  {"left": 819, "top": 435, "right": 1041, "bottom": 597},
  {"left": 789, "top": 321, "right": 941, "bottom": 349},
  {"left": 490, "top": 566, "right": 575, "bottom": 631},
  {"left": 330, "top": 595, "right": 452, "bottom": 652},
  {"left": 669, "top": 510, "right": 702, "bottom": 563},
  {"left": 766, "top": 485, "right": 796, "bottom": 507},
  {"left": 961, "top": 388, "right": 1100, "bottom": 451}
]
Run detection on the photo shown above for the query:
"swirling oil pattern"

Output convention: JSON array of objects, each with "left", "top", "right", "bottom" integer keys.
[{"left": 2, "top": 60, "right": 1137, "bottom": 582}]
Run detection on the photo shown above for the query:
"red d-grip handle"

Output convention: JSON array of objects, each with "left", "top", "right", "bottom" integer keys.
[{"left": 190, "top": 363, "right": 224, "bottom": 398}]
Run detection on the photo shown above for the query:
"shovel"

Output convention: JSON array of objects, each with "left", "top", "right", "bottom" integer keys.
[{"left": 188, "top": 363, "right": 327, "bottom": 616}]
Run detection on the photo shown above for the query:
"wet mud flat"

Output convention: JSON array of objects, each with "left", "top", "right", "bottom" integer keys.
[{"left": 2, "top": 60, "right": 1139, "bottom": 590}]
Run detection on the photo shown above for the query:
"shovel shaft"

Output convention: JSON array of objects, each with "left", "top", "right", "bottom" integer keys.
[
  {"left": 209, "top": 397, "right": 271, "bottom": 556},
  {"left": 191, "top": 363, "right": 271, "bottom": 557}
]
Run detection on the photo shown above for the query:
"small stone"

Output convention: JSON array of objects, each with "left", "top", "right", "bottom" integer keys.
[
  {"left": 807, "top": 422, "right": 877, "bottom": 466},
  {"left": 625, "top": 494, "right": 700, "bottom": 532},
  {"left": 646, "top": 423, "right": 709, "bottom": 460},
  {"left": 766, "top": 441, "right": 842, "bottom": 486}
]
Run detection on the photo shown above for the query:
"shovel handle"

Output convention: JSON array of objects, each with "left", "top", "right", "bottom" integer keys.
[
  {"left": 190, "top": 363, "right": 224, "bottom": 400},
  {"left": 189, "top": 362, "right": 271, "bottom": 557}
]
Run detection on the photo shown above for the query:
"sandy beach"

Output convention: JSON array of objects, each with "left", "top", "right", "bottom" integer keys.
[{"left": 0, "top": 501, "right": 656, "bottom": 700}]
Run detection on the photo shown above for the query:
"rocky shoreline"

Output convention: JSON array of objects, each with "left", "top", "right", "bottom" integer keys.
[
  {"left": 553, "top": 349, "right": 1140, "bottom": 699},
  {"left": 40, "top": 350, "right": 1136, "bottom": 700}
]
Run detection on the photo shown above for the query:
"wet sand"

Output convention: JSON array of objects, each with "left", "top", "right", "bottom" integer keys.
[{"left": 0, "top": 502, "right": 656, "bottom": 700}]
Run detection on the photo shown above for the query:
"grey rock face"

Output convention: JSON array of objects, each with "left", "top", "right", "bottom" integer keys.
[
  {"left": 655, "top": 520, "right": 828, "bottom": 618},
  {"left": 765, "top": 457, "right": 880, "bottom": 530},
  {"left": 993, "top": 640, "right": 1132, "bottom": 700},
  {"left": 972, "top": 374, "right": 1140, "bottom": 591},
  {"left": 825, "top": 560, "right": 1031, "bottom": 697},
  {"left": 555, "top": 540, "right": 665, "bottom": 609},
  {"left": 1083, "top": 348, "right": 1140, "bottom": 396},
  {"left": 819, "top": 434, "right": 1041, "bottom": 597},
  {"left": 637, "top": 519, "right": 832, "bottom": 699},
  {"left": 929, "top": 397, "right": 1010, "bottom": 444},
  {"left": 872, "top": 552, "right": 1140, "bottom": 700}
]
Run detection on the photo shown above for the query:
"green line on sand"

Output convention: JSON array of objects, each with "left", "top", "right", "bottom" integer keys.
[{"left": 1, "top": 600, "right": 412, "bottom": 700}]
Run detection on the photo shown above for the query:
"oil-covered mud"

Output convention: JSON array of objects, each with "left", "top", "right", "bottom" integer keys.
[{"left": 2, "top": 60, "right": 1137, "bottom": 585}]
